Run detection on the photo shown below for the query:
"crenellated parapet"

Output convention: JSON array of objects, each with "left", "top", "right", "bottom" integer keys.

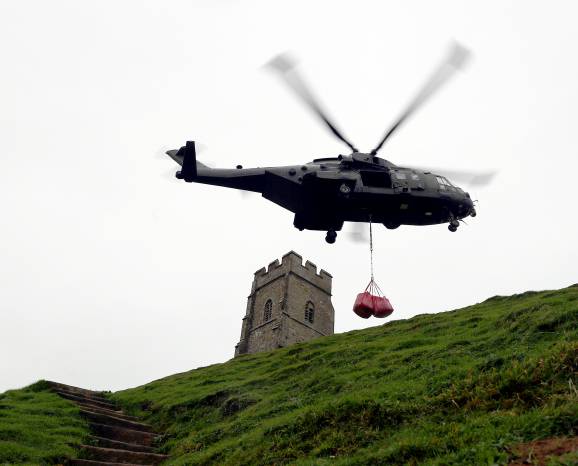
[{"left": 252, "top": 251, "right": 332, "bottom": 294}]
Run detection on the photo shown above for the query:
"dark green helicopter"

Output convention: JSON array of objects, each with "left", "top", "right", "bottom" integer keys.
[{"left": 166, "top": 43, "right": 494, "bottom": 243}]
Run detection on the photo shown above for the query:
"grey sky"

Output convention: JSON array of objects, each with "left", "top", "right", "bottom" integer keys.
[{"left": 1, "top": 0, "right": 577, "bottom": 393}]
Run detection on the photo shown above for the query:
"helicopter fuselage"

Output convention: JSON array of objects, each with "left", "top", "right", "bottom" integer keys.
[{"left": 169, "top": 146, "right": 475, "bottom": 237}]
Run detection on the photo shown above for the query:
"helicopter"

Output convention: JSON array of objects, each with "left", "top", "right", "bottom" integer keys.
[{"left": 166, "top": 43, "right": 493, "bottom": 244}]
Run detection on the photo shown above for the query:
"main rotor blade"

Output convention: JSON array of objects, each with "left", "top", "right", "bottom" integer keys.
[
  {"left": 267, "top": 53, "right": 358, "bottom": 153},
  {"left": 370, "top": 42, "right": 471, "bottom": 156}
]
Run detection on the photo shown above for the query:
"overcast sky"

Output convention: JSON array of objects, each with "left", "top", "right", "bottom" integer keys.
[{"left": 1, "top": 0, "right": 577, "bottom": 393}]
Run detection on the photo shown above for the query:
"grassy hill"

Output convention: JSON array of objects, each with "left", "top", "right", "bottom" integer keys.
[
  {"left": 1, "top": 285, "right": 576, "bottom": 465},
  {"left": 0, "top": 381, "right": 89, "bottom": 464},
  {"left": 110, "top": 284, "right": 578, "bottom": 465}
]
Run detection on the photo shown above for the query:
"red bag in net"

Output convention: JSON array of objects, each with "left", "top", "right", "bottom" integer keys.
[
  {"left": 372, "top": 295, "right": 394, "bottom": 318},
  {"left": 353, "top": 291, "right": 374, "bottom": 319},
  {"left": 353, "top": 279, "right": 394, "bottom": 319}
]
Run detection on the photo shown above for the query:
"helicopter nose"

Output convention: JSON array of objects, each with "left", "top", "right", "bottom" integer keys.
[
  {"left": 455, "top": 192, "right": 474, "bottom": 218},
  {"left": 463, "top": 195, "right": 475, "bottom": 216}
]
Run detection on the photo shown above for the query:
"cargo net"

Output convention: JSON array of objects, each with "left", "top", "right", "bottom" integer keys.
[{"left": 353, "top": 220, "right": 394, "bottom": 319}]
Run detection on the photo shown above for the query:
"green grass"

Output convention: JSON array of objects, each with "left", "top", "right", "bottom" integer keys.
[
  {"left": 0, "top": 380, "right": 89, "bottom": 465},
  {"left": 3, "top": 286, "right": 576, "bottom": 465},
  {"left": 111, "top": 284, "right": 578, "bottom": 465}
]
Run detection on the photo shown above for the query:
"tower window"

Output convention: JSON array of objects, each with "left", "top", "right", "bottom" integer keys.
[
  {"left": 304, "top": 301, "right": 315, "bottom": 324},
  {"left": 263, "top": 299, "right": 273, "bottom": 322}
]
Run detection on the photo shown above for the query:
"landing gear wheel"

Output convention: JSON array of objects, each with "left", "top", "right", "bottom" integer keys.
[
  {"left": 325, "top": 230, "right": 337, "bottom": 244},
  {"left": 448, "top": 223, "right": 458, "bottom": 232}
]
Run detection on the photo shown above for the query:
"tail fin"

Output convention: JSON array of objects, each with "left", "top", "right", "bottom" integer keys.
[{"left": 168, "top": 141, "right": 197, "bottom": 182}]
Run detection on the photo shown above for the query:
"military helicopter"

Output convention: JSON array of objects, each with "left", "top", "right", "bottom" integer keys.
[{"left": 166, "top": 43, "right": 493, "bottom": 244}]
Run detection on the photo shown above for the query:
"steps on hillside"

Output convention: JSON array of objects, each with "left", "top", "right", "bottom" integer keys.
[
  {"left": 48, "top": 381, "right": 102, "bottom": 395},
  {"left": 79, "top": 445, "right": 168, "bottom": 465},
  {"left": 56, "top": 390, "right": 120, "bottom": 411},
  {"left": 80, "top": 409, "right": 154, "bottom": 432},
  {"left": 46, "top": 381, "right": 168, "bottom": 465},
  {"left": 90, "top": 423, "right": 157, "bottom": 446},
  {"left": 67, "top": 460, "right": 144, "bottom": 466},
  {"left": 49, "top": 382, "right": 113, "bottom": 402},
  {"left": 92, "top": 437, "right": 155, "bottom": 453},
  {"left": 75, "top": 403, "right": 141, "bottom": 422}
]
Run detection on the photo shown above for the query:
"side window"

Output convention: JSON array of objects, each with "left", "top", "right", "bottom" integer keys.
[
  {"left": 360, "top": 171, "right": 392, "bottom": 188},
  {"left": 304, "top": 301, "right": 315, "bottom": 324},
  {"left": 263, "top": 299, "right": 272, "bottom": 322},
  {"left": 409, "top": 172, "right": 425, "bottom": 191}
]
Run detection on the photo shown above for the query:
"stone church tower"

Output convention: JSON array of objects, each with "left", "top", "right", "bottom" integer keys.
[{"left": 235, "top": 251, "right": 334, "bottom": 356}]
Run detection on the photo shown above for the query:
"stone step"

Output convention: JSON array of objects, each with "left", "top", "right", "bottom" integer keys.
[
  {"left": 89, "top": 423, "right": 156, "bottom": 446},
  {"left": 56, "top": 390, "right": 119, "bottom": 411},
  {"left": 54, "top": 386, "right": 113, "bottom": 404},
  {"left": 67, "top": 459, "right": 146, "bottom": 466},
  {"left": 80, "top": 409, "right": 153, "bottom": 433},
  {"left": 92, "top": 436, "right": 155, "bottom": 453},
  {"left": 77, "top": 403, "right": 140, "bottom": 422},
  {"left": 47, "top": 381, "right": 109, "bottom": 400},
  {"left": 80, "top": 445, "right": 168, "bottom": 465}
]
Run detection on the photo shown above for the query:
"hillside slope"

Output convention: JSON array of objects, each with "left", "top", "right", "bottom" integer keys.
[
  {"left": 112, "top": 284, "right": 578, "bottom": 465},
  {"left": 0, "top": 381, "right": 90, "bottom": 464}
]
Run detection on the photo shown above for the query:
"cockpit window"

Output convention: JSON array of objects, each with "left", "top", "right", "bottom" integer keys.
[
  {"left": 436, "top": 176, "right": 452, "bottom": 186},
  {"left": 436, "top": 175, "right": 456, "bottom": 191}
]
